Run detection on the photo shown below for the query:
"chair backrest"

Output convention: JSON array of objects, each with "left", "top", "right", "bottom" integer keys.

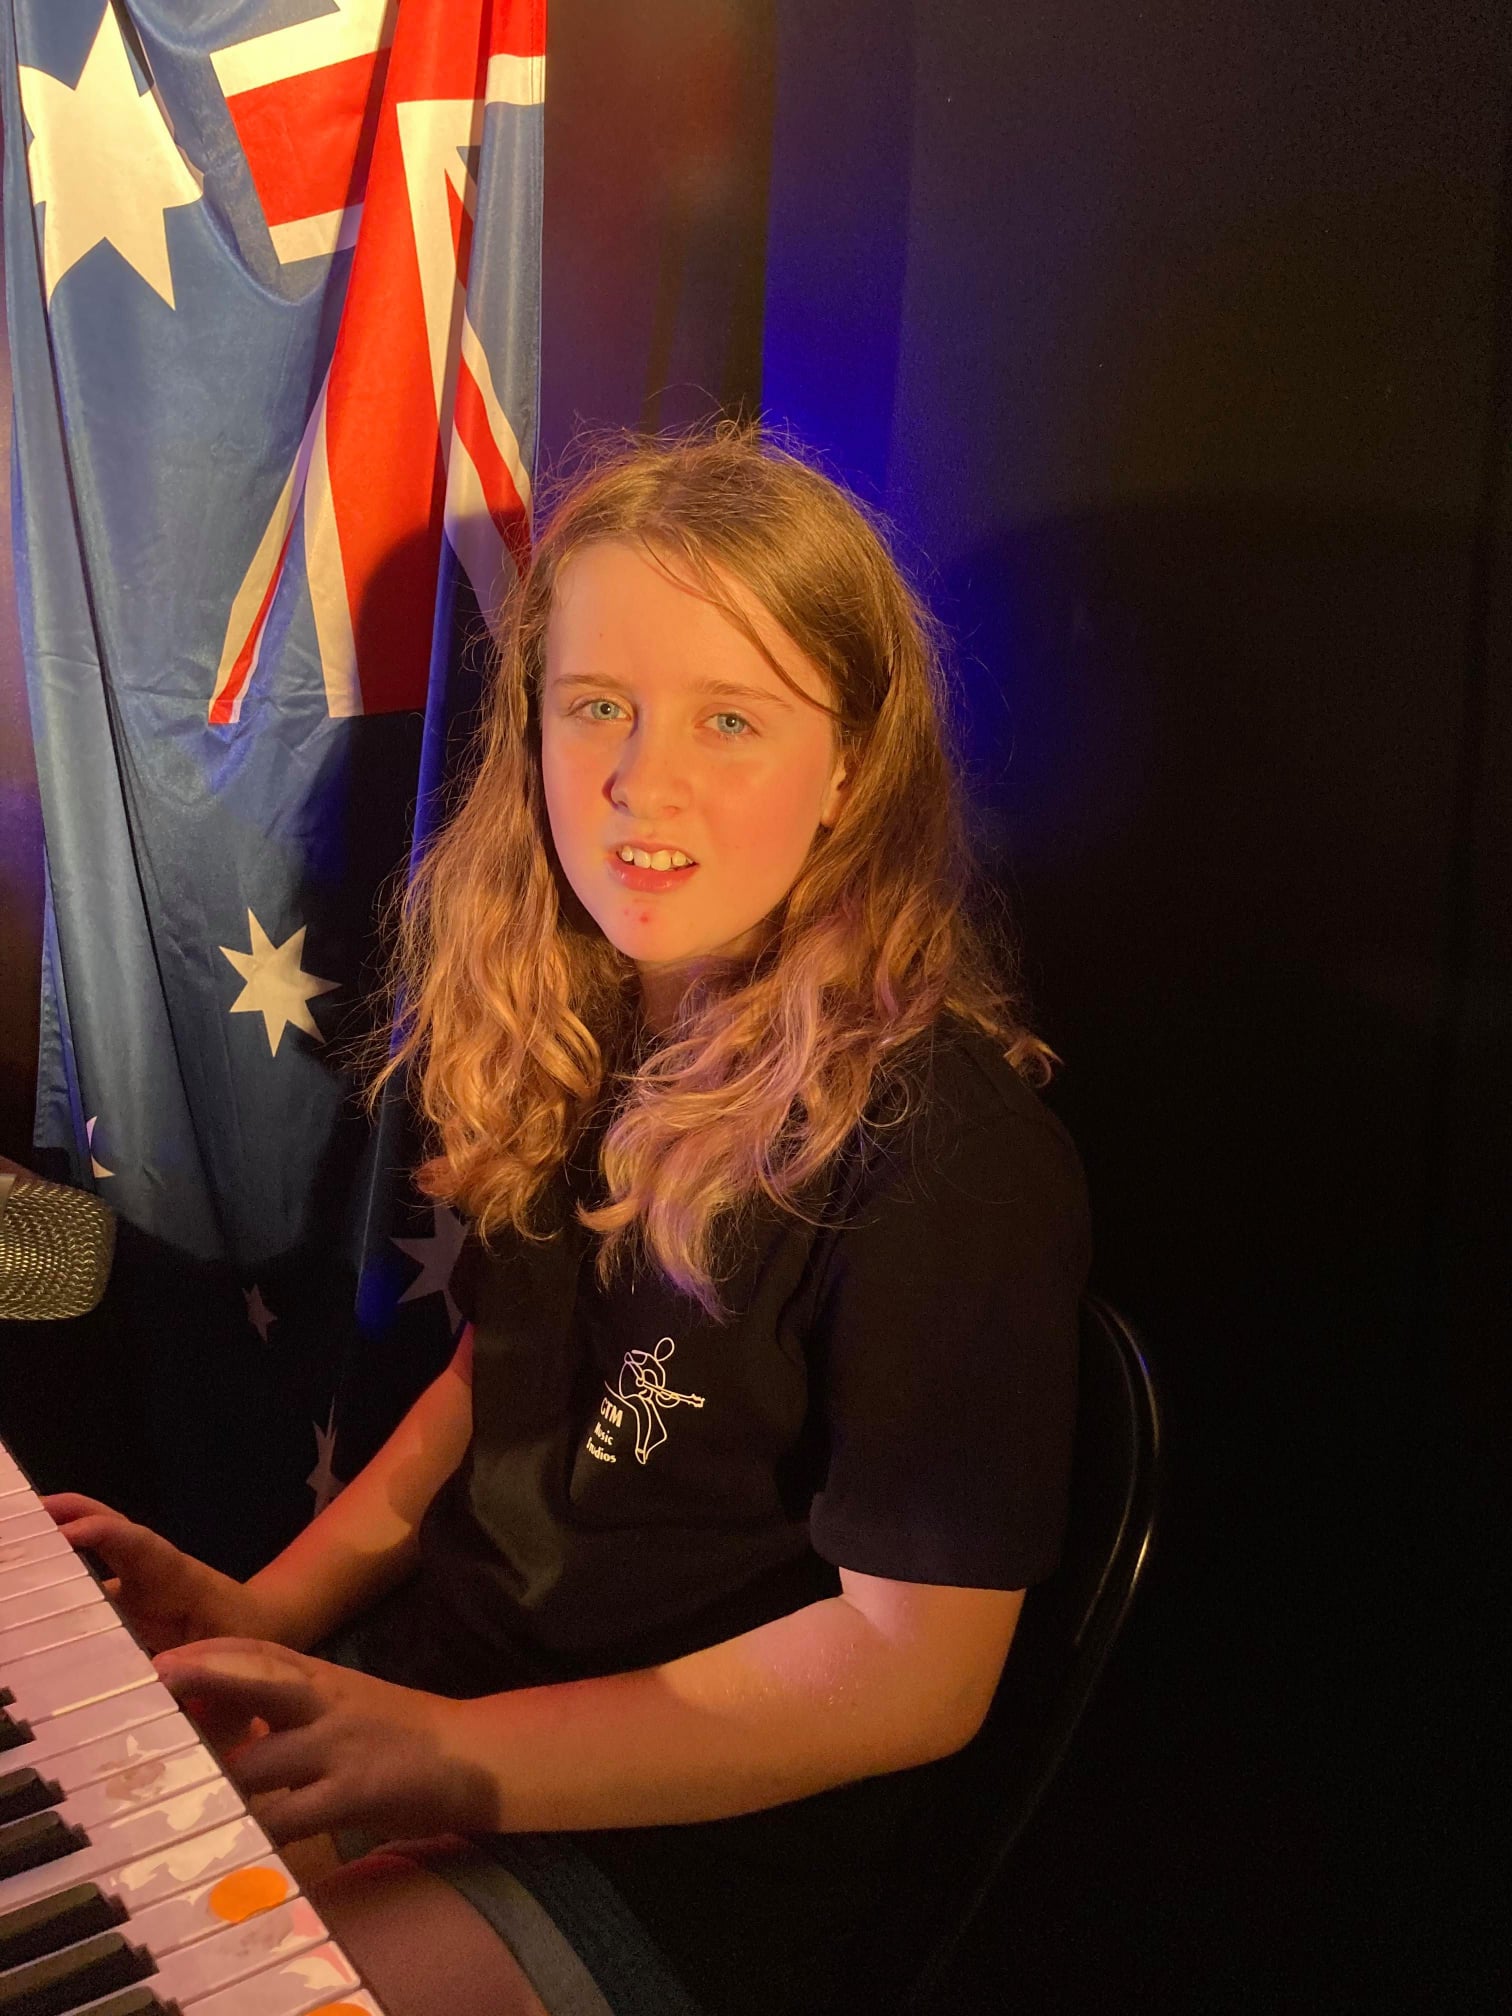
[{"left": 835, "top": 1293, "right": 1162, "bottom": 2013}]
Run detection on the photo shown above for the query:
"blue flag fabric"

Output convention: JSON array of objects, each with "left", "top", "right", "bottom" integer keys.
[{"left": 3, "top": 0, "right": 544, "bottom": 1572}]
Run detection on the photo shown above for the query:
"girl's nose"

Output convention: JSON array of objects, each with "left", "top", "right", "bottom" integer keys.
[{"left": 609, "top": 722, "right": 691, "bottom": 807}]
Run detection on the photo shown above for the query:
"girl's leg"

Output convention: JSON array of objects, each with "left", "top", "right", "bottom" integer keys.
[{"left": 310, "top": 1848, "right": 552, "bottom": 2016}]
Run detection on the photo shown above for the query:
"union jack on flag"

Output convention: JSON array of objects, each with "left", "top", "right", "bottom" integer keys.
[{"left": 2, "top": 0, "right": 545, "bottom": 1570}]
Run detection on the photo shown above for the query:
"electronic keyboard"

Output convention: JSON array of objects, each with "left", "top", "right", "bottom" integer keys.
[{"left": 0, "top": 1437, "right": 384, "bottom": 2016}]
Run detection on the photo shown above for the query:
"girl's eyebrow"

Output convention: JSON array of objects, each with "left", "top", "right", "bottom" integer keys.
[{"left": 548, "top": 671, "right": 795, "bottom": 711}]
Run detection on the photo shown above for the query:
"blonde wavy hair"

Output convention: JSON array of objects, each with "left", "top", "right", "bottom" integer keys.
[{"left": 365, "top": 422, "right": 1058, "bottom": 1321}]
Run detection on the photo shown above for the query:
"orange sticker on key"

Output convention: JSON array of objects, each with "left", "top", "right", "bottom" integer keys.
[
  {"left": 306, "top": 2005, "right": 371, "bottom": 2016},
  {"left": 208, "top": 1865, "right": 291, "bottom": 1922}
]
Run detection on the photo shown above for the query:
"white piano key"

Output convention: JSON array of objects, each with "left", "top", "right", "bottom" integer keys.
[
  {"left": 0, "top": 1895, "right": 330, "bottom": 2016},
  {"left": 51, "top": 1738, "right": 223, "bottom": 1834},
  {"left": 105, "top": 1815, "right": 284, "bottom": 1915},
  {"left": 10, "top": 1679, "right": 185, "bottom": 1768},
  {"left": 0, "top": 1525, "right": 71, "bottom": 1575},
  {"left": 0, "top": 1569, "right": 107, "bottom": 1637},
  {"left": 2, "top": 1622, "right": 158, "bottom": 1724},
  {"left": 0, "top": 1772, "right": 247, "bottom": 1914},
  {"left": 178, "top": 1938, "right": 362, "bottom": 2016},
  {"left": 0, "top": 1436, "right": 386, "bottom": 2012},
  {"left": 0, "top": 1548, "right": 92, "bottom": 1605},
  {"left": 62, "top": 1741, "right": 224, "bottom": 1834},
  {"left": 139, "top": 1892, "right": 330, "bottom": 2000},
  {"left": 0, "top": 1593, "right": 117, "bottom": 1666},
  {"left": 25, "top": 1708, "right": 201, "bottom": 1800},
  {"left": 127, "top": 1852, "right": 304, "bottom": 1959}
]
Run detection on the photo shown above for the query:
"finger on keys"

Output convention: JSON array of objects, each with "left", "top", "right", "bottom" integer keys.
[
  {"left": 39, "top": 1490, "right": 126, "bottom": 1526},
  {"left": 154, "top": 1639, "right": 321, "bottom": 1737},
  {"left": 38, "top": 1508, "right": 145, "bottom": 1586}
]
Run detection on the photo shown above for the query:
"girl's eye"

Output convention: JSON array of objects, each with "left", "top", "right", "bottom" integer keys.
[{"left": 571, "top": 699, "right": 752, "bottom": 738}]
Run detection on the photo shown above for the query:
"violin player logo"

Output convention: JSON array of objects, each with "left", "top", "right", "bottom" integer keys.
[{"left": 585, "top": 1337, "right": 705, "bottom": 1467}]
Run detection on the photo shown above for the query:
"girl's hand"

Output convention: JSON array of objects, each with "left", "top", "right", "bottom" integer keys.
[
  {"left": 151, "top": 1639, "right": 500, "bottom": 1846},
  {"left": 39, "top": 1494, "right": 275, "bottom": 1653}
]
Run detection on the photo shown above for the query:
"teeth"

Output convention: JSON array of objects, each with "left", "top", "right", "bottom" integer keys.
[{"left": 618, "top": 847, "right": 694, "bottom": 870}]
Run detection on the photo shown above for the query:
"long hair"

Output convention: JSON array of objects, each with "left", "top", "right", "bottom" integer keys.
[{"left": 365, "top": 423, "right": 1058, "bottom": 1321}]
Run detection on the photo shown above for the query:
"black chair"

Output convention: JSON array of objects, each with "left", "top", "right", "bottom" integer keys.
[{"left": 835, "top": 1293, "right": 1163, "bottom": 2013}]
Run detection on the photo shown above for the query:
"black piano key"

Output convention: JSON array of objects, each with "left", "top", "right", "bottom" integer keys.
[
  {"left": 0, "top": 1775, "right": 62, "bottom": 1830},
  {"left": 0, "top": 1714, "right": 32, "bottom": 1756},
  {"left": 52, "top": 1990, "right": 174, "bottom": 2016},
  {"left": 0, "top": 1693, "right": 13, "bottom": 1711},
  {"left": 0, "top": 1886, "right": 125, "bottom": 1972},
  {"left": 0, "top": 1929, "right": 154, "bottom": 2016},
  {"left": 0, "top": 1814, "right": 87, "bottom": 1884}
]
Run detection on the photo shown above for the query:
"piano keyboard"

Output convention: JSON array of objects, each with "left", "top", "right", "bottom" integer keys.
[{"left": 0, "top": 1438, "right": 385, "bottom": 2016}]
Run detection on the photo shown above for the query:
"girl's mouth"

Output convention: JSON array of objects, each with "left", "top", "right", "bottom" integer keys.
[{"left": 606, "top": 851, "right": 700, "bottom": 894}]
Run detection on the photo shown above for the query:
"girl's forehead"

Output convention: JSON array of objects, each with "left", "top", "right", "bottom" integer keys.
[
  {"left": 549, "top": 537, "right": 736, "bottom": 626},
  {"left": 544, "top": 538, "right": 831, "bottom": 703}
]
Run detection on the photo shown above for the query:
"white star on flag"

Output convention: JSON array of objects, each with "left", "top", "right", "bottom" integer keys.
[
  {"left": 18, "top": 4, "right": 204, "bottom": 308},
  {"left": 393, "top": 1204, "right": 468, "bottom": 1333},
  {"left": 244, "top": 1284, "right": 276, "bottom": 1344},
  {"left": 307, "top": 1398, "right": 345, "bottom": 1514},
  {"left": 85, "top": 1115, "right": 113, "bottom": 1179},
  {"left": 220, "top": 911, "right": 340, "bottom": 1057}
]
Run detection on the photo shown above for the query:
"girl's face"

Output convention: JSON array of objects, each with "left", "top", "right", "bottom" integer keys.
[{"left": 540, "top": 539, "right": 849, "bottom": 1032}]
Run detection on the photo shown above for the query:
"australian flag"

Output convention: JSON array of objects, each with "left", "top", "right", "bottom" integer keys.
[{"left": 1, "top": 0, "right": 544, "bottom": 1573}]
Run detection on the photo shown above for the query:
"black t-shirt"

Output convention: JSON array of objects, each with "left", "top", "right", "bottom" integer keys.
[
  {"left": 368, "top": 1017, "right": 1092, "bottom": 2012},
  {"left": 410, "top": 1015, "right": 1090, "bottom": 1686}
]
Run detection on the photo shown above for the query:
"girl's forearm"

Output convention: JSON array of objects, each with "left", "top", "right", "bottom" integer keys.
[
  {"left": 448, "top": 1592, "right": 969, "bottom": 1833},
  {"left": 245, "top": 1336, "right": 474, "bottom": 1651}
]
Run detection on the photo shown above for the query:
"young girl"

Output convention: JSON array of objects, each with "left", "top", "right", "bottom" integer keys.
[{"left": 42, "top": 427, "right": 1091, "bottom": 2016}]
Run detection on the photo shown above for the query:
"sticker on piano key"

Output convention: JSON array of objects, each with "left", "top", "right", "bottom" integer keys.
[
  {"left": 1, "top": 1624, "right": 158, "bottom": 1725},
  {"left": 63, "top": 1742, "right": 225, "bottom": 1832},
  {"left": 13, "top": 1679, "right": 185, "bottom": 1768},
  {"left": 103, "top": 1815, "right": 280, "bottom": 1916},
  {"left": 128, "top": 1857, "right": 301, "bottom": 1956},
  {"left": 306, "top": 1999, "right": 384, "bottom": 2016},
  {"left": 31, "top": 1709, "right": 202, "bottom": 1801},
  {"left": 135, "top": 1892, "right": 331, "bottom": 2001},
  {"left": 0, "top": 1770, "right": 247, "bottom": 1916},
  {"left": 181, "top": 1938, "right": 363, "bottom": 2016}
]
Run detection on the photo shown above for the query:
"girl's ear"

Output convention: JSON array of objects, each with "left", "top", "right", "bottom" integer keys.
[{"left": 819, "top": 763, "right": 849, "bottom": 831}]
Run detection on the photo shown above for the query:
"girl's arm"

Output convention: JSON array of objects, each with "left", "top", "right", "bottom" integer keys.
[
  {"left": 154, "top": 1567, "right": 1024, "bottom": 1842},
  {"left": 449, "top": 1568, "right": 1025, "bottom": 1828},
  {"left": 243, "top": 1325, "right": 474, "bottom": 1652}
]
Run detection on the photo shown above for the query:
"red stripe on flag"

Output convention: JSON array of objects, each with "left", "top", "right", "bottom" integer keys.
[
  {"left": 491, "top": 0, "right": 548, "bottom": 59},
  {"left": 453, "top": 354, "right": 529, "bottom": 563},
  {"left": 225, "top": 50, "right": 389, "bottom": 230},
  {"left": 211, "top": 521, "right": 296, "bottom": 726}
]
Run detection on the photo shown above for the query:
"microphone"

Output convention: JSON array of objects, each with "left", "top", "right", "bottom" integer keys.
[{"left": 0, "top": 1165, "right": 117, "bottom": 1319}]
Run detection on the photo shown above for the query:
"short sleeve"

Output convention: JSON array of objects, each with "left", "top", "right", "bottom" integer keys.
[{"left": 806, "top": 1101, "right": 1091, "bottom": 1591}]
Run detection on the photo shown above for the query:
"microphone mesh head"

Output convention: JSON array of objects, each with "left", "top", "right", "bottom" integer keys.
[{"left": 0, "top": 1175, "right": 117, "bottom": 1320}]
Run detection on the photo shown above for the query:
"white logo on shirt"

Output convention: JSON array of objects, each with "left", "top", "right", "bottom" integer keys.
[{"left": 585, "top": 1336, "right": 705, "bottom": 1467}]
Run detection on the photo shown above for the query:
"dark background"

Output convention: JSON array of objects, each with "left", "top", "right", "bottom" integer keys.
[{"left": 3, "top": 2, "right": 1507, "bottom": 2008}]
